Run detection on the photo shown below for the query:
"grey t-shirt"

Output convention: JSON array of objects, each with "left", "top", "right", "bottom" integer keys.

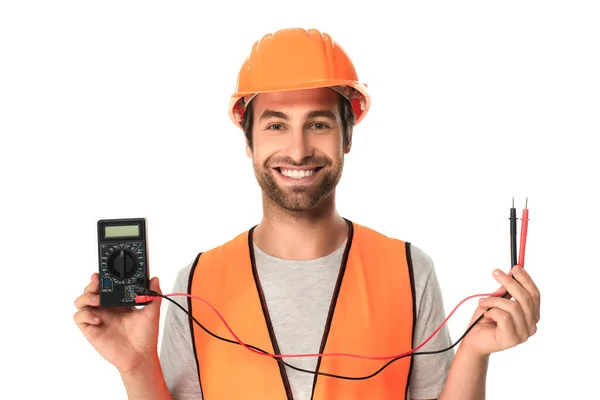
[{"left": 159, "top": 241, "right": 454, "bottom": 400}]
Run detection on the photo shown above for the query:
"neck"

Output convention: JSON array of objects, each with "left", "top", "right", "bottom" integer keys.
[{"left": 253, "top": 191, "right": 348, "bottom": 260}]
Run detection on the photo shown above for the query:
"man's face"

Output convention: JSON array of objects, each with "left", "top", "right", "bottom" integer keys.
[{"left": 246, "top": 88, "right": 349, "bottom": 212}]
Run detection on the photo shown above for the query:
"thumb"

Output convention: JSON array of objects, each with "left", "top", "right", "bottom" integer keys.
[
  {"left": 143, "top": 277, "right": 163, "bottom": 316},
  {"left": 149, "top": 276, "right": 162, "bottom": 295}
]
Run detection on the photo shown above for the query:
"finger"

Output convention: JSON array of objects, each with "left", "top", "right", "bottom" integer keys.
[
  {"left": 142, "top": 277, "right": 163, "bottom": 317},
  {"left": 496, "top": 268, "right": 529, "bottom": 301},
  {"left": 479, "top": 296, "right": 530, "bottom": 342},
  {"left": 468, "top": 285, "right": 509, "bottom": 324},
  {"left": 511, "top": 266, "right": 541, "bottom": 323},
  {"left": 139, "top": 277, "right": 163, "bottom": 324},
  {"left": 492, "top": 268, "right": 536, "bottom": 332},
  {"left": 483, "top": 308, "right": 521, "bottom": 349},
  {"left": 73, "top": 309, "right": 101, "bottom": 327},
  {"left": 84, "top": 273, "right": 100, "bottom": 294},
  {"left": 74, "top": 292, "right": 100, "bottom": 310},
  {"left": 149, "top": 276, "right": 162, "bottom": 295}
]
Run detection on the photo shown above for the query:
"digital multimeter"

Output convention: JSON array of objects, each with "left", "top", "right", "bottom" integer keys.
[{"left": 97, "top": 218, "right": 150, "bottom": 307}]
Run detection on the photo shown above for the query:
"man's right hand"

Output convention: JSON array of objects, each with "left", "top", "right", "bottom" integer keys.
[{"left": 73, "top": 273, "right": 163, "bottom": 375}]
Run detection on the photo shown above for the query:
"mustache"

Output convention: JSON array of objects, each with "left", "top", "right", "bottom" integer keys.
[{"left": 265, "top": 156, "right": 332, "bottom": 168}]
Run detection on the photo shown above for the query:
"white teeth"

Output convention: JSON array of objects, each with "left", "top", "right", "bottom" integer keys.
[{"left": 280, "top": 169, "right": 315, "bottom": 179}]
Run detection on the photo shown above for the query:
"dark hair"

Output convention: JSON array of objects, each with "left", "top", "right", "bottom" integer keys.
[{"left": 242, "top": 93, "right": 356, "bottom": 151}]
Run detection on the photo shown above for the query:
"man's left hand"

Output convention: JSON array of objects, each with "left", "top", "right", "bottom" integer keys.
[{"left": 461, "top": 265, "right": 541, "bottom": 357}]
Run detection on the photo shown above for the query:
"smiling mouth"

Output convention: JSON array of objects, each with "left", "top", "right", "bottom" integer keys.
[{"left": 274, "top": 167, "right": 324, "bottom": 179}]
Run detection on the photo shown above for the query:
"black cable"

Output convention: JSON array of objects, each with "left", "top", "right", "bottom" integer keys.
[
  {"left": 137, "top": 199, "right": 519, "bottom": 380},
  {"left": 510, "top": 197, "right": 518, "bottom": 267},
  {"left": 152, "top": 291, "right": 502, "bottom": 381}
]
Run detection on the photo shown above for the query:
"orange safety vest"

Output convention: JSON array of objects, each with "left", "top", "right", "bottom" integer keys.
[{"left": 187, "top": 219, "right": 416, "bottom": 399}]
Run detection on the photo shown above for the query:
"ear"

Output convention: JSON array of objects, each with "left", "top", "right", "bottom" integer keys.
[
  {"left": 344, "top": 130, "right": 353, "bottom": 154},
  {"left": 344, "top": 140, "right": 352, "bottom": 154},
  {"left": 245, "top": 139, "right": 253, "bottom": 158}
]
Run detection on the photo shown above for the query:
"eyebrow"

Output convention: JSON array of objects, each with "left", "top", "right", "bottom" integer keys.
[
  {"left": 258, "top": 109, "right": 337, "bottom": 122},
  {"left": 259, "top": 109, "right": 288, "bottom": 121},
  {"left": 306, "top": 110, "right": 336, "bottom": 120}
]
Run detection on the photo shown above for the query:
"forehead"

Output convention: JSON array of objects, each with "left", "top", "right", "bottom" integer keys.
[{"left": 251, "top": 87, "right": 340, "bottom": 115}]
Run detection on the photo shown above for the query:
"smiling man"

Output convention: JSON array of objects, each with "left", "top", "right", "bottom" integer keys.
[{"left": 74, "top": 27, "right": 541, "bottom": 400}]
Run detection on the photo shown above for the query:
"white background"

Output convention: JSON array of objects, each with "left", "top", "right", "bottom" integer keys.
[{"left": 1, "top": 1, "right": 598, "bottom": 399}]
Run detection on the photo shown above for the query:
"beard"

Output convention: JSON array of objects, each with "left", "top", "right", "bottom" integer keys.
[{"left": 253, "top": 154, "right": 344, "bottom": 212}]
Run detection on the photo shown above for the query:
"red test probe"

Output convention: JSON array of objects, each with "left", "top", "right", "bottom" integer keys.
[{"left": 518, "top": 198, "right": 529, "bottom": 267}]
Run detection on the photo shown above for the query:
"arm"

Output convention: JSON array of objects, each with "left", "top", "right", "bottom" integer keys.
[
  {"left": 407, "top": 246, "right": 454, "bottom": 400},
  {"left": 437, "top": 265, "right": 541, "bottom": 400},
  {"left": 73, "top": 274, "right": 172, "bottom": 400},
  {"left": 120, "top": 357, "right": 173, "bottom": 400},
  {"left": 436, "top": 344, "right": 489, "bottom": 400}
]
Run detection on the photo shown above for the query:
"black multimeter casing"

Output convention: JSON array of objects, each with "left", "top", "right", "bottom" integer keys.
[{"left": 97, "top": 218, "right": 150, "bottom": 307}]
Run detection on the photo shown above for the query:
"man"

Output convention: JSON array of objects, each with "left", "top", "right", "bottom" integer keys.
[{"left": 74, "top": 28, "right": 540, "bottom": 400}]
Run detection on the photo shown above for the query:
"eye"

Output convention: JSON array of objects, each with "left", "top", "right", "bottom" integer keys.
[
  {"left": 266, "top": 123, "right": 285, "bottom": 130},
  {"left": 310, "top": 122, "right": 330, "bottom": 130}
]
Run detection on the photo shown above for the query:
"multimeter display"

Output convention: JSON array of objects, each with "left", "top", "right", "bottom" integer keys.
[
  {"left": 97, "top": 218, "right": 149, "bottom": 307},
  {"left": 104, "top": 225, "right": 140, "bottom": 238}
]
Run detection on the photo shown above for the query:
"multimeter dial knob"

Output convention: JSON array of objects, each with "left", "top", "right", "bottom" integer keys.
[{"left": 107, "top": 249, "right": 136, "bottom": 278}]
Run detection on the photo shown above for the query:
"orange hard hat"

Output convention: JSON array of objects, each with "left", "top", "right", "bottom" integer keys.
[{"left": 228, "top": 28, "right": 370, "bottom": 129}]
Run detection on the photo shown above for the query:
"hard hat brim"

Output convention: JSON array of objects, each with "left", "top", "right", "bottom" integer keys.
[{"left": 228, "top": 79, "right": 370, "bottom": 129}]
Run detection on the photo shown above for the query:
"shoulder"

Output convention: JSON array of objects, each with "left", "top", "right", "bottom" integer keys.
[
  {"left": 351, "top": 221, "right": 439, "bottom": 315},
  {"left": 409, "top": 243, "right": 436, "bottom": 284},
  {"left": 172, "top": 260, "right": 195, "bottom": 294},
  {"left": 351, "top": 221, "right": 404, "bottom": 244},
  {"left": 350, "top": 221, "right": 435, "bottom": 279},
  {"left": 408, "top": 244, "right": 446, "bottom": 320},
  {"left": 191, "top": 229, "right": 253, "bottom": 266},
  {"left": 175, "top": 229, "right": 253, "bottom": 289}
]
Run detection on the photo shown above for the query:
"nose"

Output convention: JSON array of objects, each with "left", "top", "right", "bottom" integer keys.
[{"left": 284, "top": 126, "right": 313, "bottom": 163}]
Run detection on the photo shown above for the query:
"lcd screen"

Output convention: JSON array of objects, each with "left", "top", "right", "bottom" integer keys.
[{"left": 105, "top": 225, "right": 139, "bottom": 238}]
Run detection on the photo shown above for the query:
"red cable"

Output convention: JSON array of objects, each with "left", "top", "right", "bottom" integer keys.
[
  {"left": 518, "top": 202, "right": 529, "bottom": 267},
  {"left": 136, "top": 200, "right": 530, "bottom": 361},
  {"left": 138, "top": 289, "right": 505, "bottom": 360}
]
